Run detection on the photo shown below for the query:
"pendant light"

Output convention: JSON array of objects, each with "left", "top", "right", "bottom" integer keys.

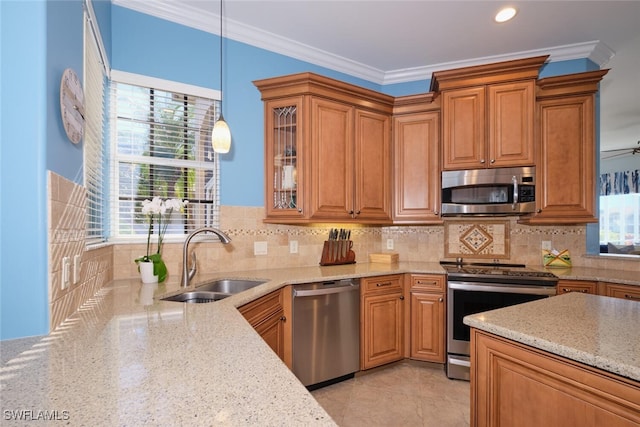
[{"left": 212, "top": 0, "right": 231, "bottom": 153}]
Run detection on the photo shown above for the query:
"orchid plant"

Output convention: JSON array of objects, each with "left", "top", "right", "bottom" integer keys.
[{"left": 135, "top": 197, "right": 188, "bottom": 282}]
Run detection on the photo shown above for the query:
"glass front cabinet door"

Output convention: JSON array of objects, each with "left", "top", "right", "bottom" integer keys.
[{"left": 264, "top": 97, "right": 306, "bottom": 221}]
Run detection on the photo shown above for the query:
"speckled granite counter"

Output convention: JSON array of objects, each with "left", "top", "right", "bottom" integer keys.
[
  {"left": 0, "top": 262, "right": 443, "bottom": 426},
  {"left": 464, "top": 292, "right": 640, "bottom": 381},
  {"left": 543, "top": 265, "right": 640, "bottom": 286}
]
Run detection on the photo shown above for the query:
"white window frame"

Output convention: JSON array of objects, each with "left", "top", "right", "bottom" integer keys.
[{"left": 109, "top": 71, "right": 222, "bottom": 243}]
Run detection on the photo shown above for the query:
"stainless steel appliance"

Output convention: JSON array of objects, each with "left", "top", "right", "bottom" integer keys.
[
  {"left": 292, "top": 279, "right": 360, "bottom": 389},
  {"left": 441, "top": 261, "right": 558, "bottom": 380},
  {"left": 441, "top": 166, "right": 536, "bottom": 216}
]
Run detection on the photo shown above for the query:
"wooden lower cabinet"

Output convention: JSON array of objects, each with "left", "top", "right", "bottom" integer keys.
[
  {"left": 598, "top": 282, "right": 640, "bottom": 302},
  {"left": 360, "top": 274, "right": 405, "bottom": 370},
  {"left": 239, "top": 288, "right": 289, "bottom": 365},
  {"left": 471, "top": 329, "right": 640, "bottom": 427},
  {"left": 409, "top": 274, "right": 446, "bottom": 363},
  {"left": 557, "top": 279, "right": 597, "bottom": 295}
]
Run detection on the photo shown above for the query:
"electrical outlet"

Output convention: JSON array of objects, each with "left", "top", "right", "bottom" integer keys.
[
  {"left": 254, "top": 241, "right": 268, "bottom": 256},
  {"left": 386, "top": 238, "right": 394, "bottom": 250},
  {"left": 73, "top": 255, "right": 81, "bottom": 284},
  {"left": 542, "top": 241, "right": 552, "bottom": 250},
  {"left": 61, "top": 257, "right": 70, "bottom": 290},
  {"left": 289, "top": 240, "right": 298, "bottom": 254}
]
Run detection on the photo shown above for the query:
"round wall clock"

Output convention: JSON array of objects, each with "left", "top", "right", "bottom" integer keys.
[{"left": 59, "top": 68, "right": 85, "bottom": 144}]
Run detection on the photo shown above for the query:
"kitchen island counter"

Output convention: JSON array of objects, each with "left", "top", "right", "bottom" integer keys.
[{"left": 464, "top": 292, "right": 640, "bottom": 381}]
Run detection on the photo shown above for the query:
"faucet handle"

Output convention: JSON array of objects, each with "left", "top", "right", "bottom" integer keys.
[{"left": 188, "top": 251, "right": 197, "bottom": 281}]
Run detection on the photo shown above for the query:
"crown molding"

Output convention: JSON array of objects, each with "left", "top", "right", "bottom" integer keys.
[{"left": 113, "top": 0, "right": 610, "bottom": 85}]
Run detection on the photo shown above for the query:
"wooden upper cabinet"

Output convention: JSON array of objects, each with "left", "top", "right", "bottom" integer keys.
[
  {"left": 520, "top": 69, "right": 609, "bottom": 225},
  {"left": 392, "top": 94, "right": 442, "bottom": 223},
  {"left": 254, "top": 72, "right": 393, "bottom": 224},
  {"left": 433, "top": 56, "right": 547, "bottom": 171}
]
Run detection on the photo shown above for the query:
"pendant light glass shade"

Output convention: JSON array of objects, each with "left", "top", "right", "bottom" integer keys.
[
  {"left": 212, "top": 114, "right": 231, "bottom": 153},
  {"left": 212, "top": 0, "right": 231, "bottom": 154}
]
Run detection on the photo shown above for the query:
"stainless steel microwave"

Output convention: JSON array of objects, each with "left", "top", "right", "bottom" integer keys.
[{"left": 441, "top": 166, "right": 536, "bottom": 216}]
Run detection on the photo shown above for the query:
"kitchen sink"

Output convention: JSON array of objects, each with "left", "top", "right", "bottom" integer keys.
[
  {"left": 161, "top": 279, "right": 266, "bottom": 304},
  {"left": 161, "top": 291, "right": 229, "bottom": 303},
  {"left": 196, "top": 278, "right": 266, "bottom": 294}
]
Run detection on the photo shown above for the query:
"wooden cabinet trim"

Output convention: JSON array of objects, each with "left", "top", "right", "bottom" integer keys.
[{"left": 471, "top": 330, "right": 640, "bottom": 427}]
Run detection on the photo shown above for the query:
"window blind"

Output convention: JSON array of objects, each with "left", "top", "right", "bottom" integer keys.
[
  {"left": 110, "top": 74, "right": 221, "bottom": 240},
  {"left": 84, "top": 10, "right": 107, "bottom": 245}
]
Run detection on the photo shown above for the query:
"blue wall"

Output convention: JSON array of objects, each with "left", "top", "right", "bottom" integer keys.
[
  {"left": 1, "top": 0, "right": 51, "bottom": 340},
  {"left": 0, "top": 1, "right": 595, "bottom": 340}
]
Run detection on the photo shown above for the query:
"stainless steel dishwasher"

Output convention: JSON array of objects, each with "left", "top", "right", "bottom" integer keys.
[{"left": 292, "top": 279, "right": 360, "bottom": 389}]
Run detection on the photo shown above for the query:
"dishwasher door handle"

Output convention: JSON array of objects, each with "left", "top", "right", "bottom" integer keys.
[{"left": 293, "top": 284, "right": 360, "bottom": 298}]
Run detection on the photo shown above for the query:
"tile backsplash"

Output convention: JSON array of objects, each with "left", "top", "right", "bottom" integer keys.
[
  {"left": 48, "top": 172, "right": 112, "bottom": 332},
  {"left": 47, "top": 171, "right": 637, "bottom": 331}
]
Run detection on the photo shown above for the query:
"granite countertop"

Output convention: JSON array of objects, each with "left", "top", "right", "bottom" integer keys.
[
  {"left": 464, "top": 292, "right": 640, "bottom": 381},
  {"left": 1, "top": 261, "right": 637, "bottom": 425},
  {"left": 0, "top": 262, "right": 442, "bottom": 426}
]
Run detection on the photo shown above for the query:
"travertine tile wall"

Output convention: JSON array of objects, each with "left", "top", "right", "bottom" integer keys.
[
  {"left": 47, "top": 171, "right": 637, "bottom": 330},
  {"left": 113, "top": 208, "right": 638, "bottom": 281},
  {"left": 48, "top": 172, "right": 112, "bottom": 332}
]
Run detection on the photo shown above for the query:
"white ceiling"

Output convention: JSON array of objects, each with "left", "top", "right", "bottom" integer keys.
[{"left": 115, "top": 0, "right": 640, "bottom": 155}]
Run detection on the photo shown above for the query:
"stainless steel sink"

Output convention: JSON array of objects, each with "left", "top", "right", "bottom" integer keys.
[
  {"left": 161, "top": 279, "right": 266, "bottom": 303},
  {"left": 162, "top": 291, "right": 229, "bottom": 303},
  {"left": 196, "top": 278, "right": 266, "bottom": 294}
]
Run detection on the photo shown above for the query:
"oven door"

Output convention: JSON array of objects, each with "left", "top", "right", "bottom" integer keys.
[{"left": 447, "top": 281, "right": 556, "bottom": 356}]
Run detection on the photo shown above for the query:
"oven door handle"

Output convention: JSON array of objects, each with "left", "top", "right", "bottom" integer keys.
[{"left": 448, "top": 281, "right": 556, "bottom": 296}]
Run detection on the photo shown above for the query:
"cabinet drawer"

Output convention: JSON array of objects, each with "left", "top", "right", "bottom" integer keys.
[
  {"left": 599, "top": 282, "right": 640, "bottom": 302},
  {"left": 239, "top": 289, "right": 283, "bottom": 327},
  {"left": 361, "top": 274, "right": 403, "bottom": 294},
  {"left": 410, "top": 274, "right": 445, "bottom": 292},
  {"left": 557, "top": 280, "right": 596, "bottom": 295}
]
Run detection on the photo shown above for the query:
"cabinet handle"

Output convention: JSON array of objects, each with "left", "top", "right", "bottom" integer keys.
[
  {"left": 417, "top": 280, "right": 437, "bottom": 285},
  {"left": 562, "top": 288, "right": 587, "bottom": 293},
  {"left": 624, "top": 294, "right": 640, "bottom": 300},
  {"left": 434, "top": 210, "right": 439, "bottom": 215},
  {"left": 439, "top": 297, "right": 444, "bottom": 302},
  {"left": 348, "top": 210, "right": 354, "bottom": 215},
  {"left": 490, "top": 159, "right": 495, "bottom": 164},
  {"left": 399, "top": 295, "right": 405, "bottom": 300},
  {"left": 376, "top": 282, "right": 393, "bottom": 287},
  {"left": 480, "top": 159, "right": 486, "bottom": 164},
  {"left": 280, "top": 316, "right": 286, "bottom": 321},
  {"left": 537, "top": 209, "right": 542, "bottom": 213},
  {"left": 298, "top": 208, "right": 302, "bottom": 213}
]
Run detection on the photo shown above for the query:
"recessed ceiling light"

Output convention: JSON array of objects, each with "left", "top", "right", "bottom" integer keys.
[{"left": 495, "top": 6, "right": 517, "bottom": 23}]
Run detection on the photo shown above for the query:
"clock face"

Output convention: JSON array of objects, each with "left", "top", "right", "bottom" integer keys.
[{"left": 60, "top": 68, "right": 85, "bottom": 144}]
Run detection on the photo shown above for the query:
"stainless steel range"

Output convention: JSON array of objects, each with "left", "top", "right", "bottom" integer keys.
[{"left": 441, "top": 261, "right": 558, "bottom": 380}]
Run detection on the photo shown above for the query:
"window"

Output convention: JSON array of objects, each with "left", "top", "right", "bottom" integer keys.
[
  {"left": 84, "top": 8, "right": 108, "bottom": 245},
  {"left": 110, "top": 72, "right": 222, "bottom": 241},
  {"left": 599, "top": 169, "right": 640, "bottom": 254}
]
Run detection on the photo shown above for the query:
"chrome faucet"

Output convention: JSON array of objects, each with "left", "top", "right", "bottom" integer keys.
[{"left": 181, "top": 227, "right": 232, "bottom": 288}]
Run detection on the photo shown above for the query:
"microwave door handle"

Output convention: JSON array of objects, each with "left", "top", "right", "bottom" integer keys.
[{"left": 512, "top": 176, "right": 519, "bottom": 210}]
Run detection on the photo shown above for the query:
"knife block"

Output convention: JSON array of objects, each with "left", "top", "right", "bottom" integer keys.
[{"left": 319, "top": 240, "right": 356, "bottom": 266}]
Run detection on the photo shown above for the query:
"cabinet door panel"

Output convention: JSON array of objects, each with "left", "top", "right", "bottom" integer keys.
[
  {"left": 393, "top": 112, "right": 441, "bottom": 222},
  {"left": 354, "top": 109, "right": 392, "bottom": 221},
  {"left": 535, "top": 96, "right": 596, "bottom": 222},
  {"left": 442, "top": 87, "right": 485, "bottom": 170},
  {"left": 309, "top": 98, "right": 354, "bottom": 220},
  {"left": 488, "top": 81, "right": 535, "bottom": 167},
  {"left": 410, "top": 292, "right": 445, "bottom": 362},
  {"left": 361, "top": 292, "right": 404, "bottom": 370}
]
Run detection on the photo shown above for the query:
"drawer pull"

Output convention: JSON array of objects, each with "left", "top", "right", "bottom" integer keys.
[
  {"left": 376, "top": 282, "right": 393, "bottom": 287},
  {"left": 439, "top": 297, "right": 444, "bottom": 302},
  {"left": 417, "top": 280, "right": 437, "bottom": 285},
  {"left": 624, "top": 294, "right": 640, "bottom": 300},
  {"left": 562, "top": 288, "right": 587, "bottom": 293}
]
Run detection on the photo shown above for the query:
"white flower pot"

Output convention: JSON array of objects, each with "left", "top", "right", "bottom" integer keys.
[{"left": 139, "top": 261, "right": 158, "bottom": 284}]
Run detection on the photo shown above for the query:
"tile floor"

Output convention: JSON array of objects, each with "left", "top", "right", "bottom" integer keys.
[{"left": 311, "top": 360, "right": 470, "bottom": 426}]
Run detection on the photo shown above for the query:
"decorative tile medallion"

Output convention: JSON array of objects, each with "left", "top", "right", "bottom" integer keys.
[{"left": 445, "top": 220, "right": 510, "bottom": 259}]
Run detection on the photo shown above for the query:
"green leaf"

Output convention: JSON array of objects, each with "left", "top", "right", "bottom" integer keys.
[{"left": 148, "top": 253, "right": 168, "bottom": 282}]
